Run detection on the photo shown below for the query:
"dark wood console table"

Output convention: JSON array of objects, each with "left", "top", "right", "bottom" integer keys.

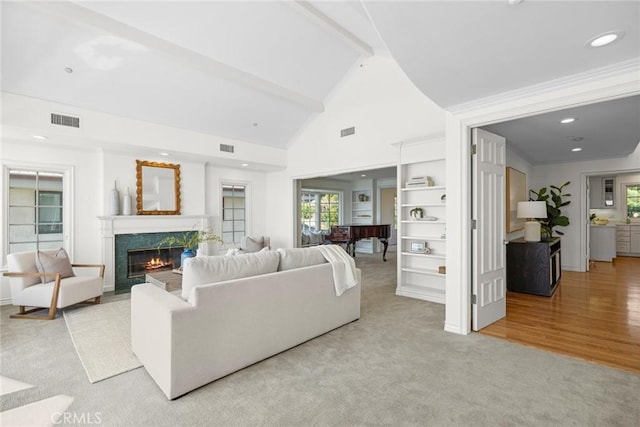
[
  {"left": 507, "top": 237, "right": 561, "bottom": 296},
  {"left": 326, "top": 224, "right": 391, "bottom": 261}
]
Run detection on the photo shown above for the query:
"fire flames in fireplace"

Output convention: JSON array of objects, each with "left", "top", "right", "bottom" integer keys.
[
  {"left": 146, "top": 257, "right": 172, "bottom": 271},
  {"left": 128, "top": 247, "right": 183, "bottom": 278}
]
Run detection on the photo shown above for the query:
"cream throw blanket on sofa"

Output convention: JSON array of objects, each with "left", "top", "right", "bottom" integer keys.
[{"left": 317, "top": 245, "right": 359, "bottom": 296}]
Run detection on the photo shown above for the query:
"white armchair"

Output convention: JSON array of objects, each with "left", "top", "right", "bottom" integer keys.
[{"left": 4, "top": 250, "right": 104, "bottom": 320}]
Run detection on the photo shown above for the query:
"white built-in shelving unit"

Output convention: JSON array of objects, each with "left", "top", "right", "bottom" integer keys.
[
  {"left": 351, "top": 188, "right": 373, "bottom": 254},
  {"left": 396, "top": 139, "right": 446, "bottom": 304}
]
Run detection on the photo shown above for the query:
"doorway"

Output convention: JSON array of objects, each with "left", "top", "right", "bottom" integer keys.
[
  {"left": 462, "top": 92, "right": 640, "bottom": 334},
  {"left": 379, "top": 187, "right": 397, "bottom": 248},
  {"left": 585, "top": 170, "right": 640, "bottom": 270},
  {"left": 294, "top": 165, "right": 397, "bottom": 250}
]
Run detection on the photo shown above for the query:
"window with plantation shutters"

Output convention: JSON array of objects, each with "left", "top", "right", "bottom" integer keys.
[
  {"left": 8, "top": 169, "right": 65, "bottom": 254},
  {"left": 221, "top": 184, "right": 246, "bottom": 244}
]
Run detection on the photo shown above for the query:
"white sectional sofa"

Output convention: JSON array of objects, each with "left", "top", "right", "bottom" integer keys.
[{"left": 131, "top": 248, "right": 361, "bottom": 399}]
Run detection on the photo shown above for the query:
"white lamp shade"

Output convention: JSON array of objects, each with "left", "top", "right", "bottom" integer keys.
[{"left": 517, "top": 201, "right": 547, "bottom": 219}]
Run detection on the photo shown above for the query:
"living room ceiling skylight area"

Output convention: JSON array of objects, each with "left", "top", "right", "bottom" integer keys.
[
  {"left": 2, "top": 1, "right": 638, "bottom": 160},
  {"left": 0, "top": 1, "right": 385, "bottom": 153}
]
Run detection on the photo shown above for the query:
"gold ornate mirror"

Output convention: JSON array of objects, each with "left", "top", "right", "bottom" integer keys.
[{"left": 136, "top": 160, "right": 181, "bottom": 215}]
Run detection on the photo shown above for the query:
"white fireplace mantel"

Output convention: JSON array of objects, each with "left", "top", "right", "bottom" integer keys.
[{"left": 98, "top": 214, "right": 218, "bottom": 291}]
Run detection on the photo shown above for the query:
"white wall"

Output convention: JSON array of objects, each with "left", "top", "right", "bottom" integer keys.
[
  {"left": 531, "top": 146, "right": 640, "bottom": 271},
  {"left": 102, "top": 151, "right": 207, "bottom": 217},
  {"left": 2, "top": 93, "right": 287, "bottom": 171},
  {"left": 267, "top": 56, "right": 446, "bottom": 248},
  {"left": 205, "top": 164, "right": 269, "bottom": 240},
  {"left": 1, "top": 108, "right": 273, "bottom": 305}
]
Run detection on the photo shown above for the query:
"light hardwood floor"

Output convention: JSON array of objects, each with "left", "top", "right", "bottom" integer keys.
[{"left": 479, "top": 256, "right": 640, "bottom": 374}]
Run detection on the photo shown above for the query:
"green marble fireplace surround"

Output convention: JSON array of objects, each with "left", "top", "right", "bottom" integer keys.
[{"left": 115, "top": 232, "right": 186, "bottom": 294}]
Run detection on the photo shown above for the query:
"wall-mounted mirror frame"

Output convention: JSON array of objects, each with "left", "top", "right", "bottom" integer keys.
[{"left": 136, "top": 160, "right": 181, "bottom": 215}]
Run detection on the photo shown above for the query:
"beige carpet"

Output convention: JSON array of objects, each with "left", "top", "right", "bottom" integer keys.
[
  {"left": 0, "top": 394, "right": 74, "bottom": 426},
  {"left": 63, "top": 300, "right": 141, "bottom": 383},
  {"left": 2, "top": 252, "right": 637, "bottom": 425}
]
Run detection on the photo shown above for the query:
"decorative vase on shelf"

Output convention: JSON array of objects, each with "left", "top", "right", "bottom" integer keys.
[
  {"left": 410, "top": 207, "right": 424, "bottom": 219},
  {"left": 180, "top": 249, "right": 196, "bottom": 268},
  {"left": 122, "top": 186, "right": 133, "bottom": 216},
  {"left": 109, "top": 181, "right": 120, "bottom": 216}
]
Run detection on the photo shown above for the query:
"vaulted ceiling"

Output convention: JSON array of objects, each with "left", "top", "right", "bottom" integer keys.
[
  {"left": 365, "top": 1, "right": 639, "bottom": 109},
  {"left": 1, "top": 1, "right": 385, "bottom": 150},
  {"left": 2, "top": 1, "right": 639, "bottom": 163}
]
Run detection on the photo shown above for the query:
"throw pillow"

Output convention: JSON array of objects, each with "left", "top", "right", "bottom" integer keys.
[
  {"left": 301, "top": 231, "right": 311, "bottom": 245},
  {"left": 225, "top": 248, "right": 240, "bottom": 256},
  {"left": 309, "top": 230, "right": 324, "bottom": 245},
  {"left": 243, "top": 236, "right": 266, "bottom": 252},
  {"left": 35, "top": 248, "right": 75, "bottom": 283}
]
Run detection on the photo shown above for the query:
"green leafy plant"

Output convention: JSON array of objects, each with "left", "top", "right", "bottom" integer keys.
[
  {"left": 529, "top": 181, "right": 571, "bottom": 238},
  {"left": 157, "top": 228, "right": 222, "bottom": 252}
]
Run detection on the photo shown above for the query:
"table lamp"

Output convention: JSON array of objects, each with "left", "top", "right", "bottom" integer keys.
[{"left": 517, "top": 201, "right": 547, "bottom": 242}]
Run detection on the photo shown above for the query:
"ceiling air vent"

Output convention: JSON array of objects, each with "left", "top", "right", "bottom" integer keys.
[
  {"left": 340, "top": 126, "right": 355, "bottom": 137},
  {"left": 51, "top": 113, "right": 80, "bottom": 128},
  {"left": 219, "top": 143, "right": 235, "bottom": 153}
]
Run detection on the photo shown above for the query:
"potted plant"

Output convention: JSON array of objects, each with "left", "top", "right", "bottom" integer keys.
[
  {"left": 529, "top": 181, "right": 571, "bottom": 240},
  {"left": 157, "top": 228, "right": 222, "bottom": 267},
  {"left": 410, "top": 207, "right": 424, "bottom": 219}
]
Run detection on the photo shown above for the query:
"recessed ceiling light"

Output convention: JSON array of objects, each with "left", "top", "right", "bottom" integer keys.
[
  {"left": 571, "top": 147, "right": 582, "bottom": 152},
  {"left": 560, "top": 117, "right": 577, "bottom": 124},
  {"left": 242, "top": 163, "right": 249, "bottom": 167},
  {"left": 508, "top": 0, "right": 524, "bottom": 5},
  {"left": 159, "top": 152, "right": 169, "bottom": 156},
  {"left": 567, "top": 136, "right": 584, "bottom": 142},
  {"left": 64, "top": 67, "right": 73, "bottom": 73},
  {"left": 361, "top": 174, "right": 367, "bottom": 177},
  {"left": 33, "top": 135, "right": 48, "bottom": 139},
  {"left": 586, "top": 31, "right": 624, "bottom": 48}
]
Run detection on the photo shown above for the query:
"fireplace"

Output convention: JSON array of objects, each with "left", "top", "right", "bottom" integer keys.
[
  {"left": 127, "top": 246, "right": 183, "bottom": 278},
  {"left": 114, "top": 231, "right": 190, "bottom": 294},
  {"left": 99, "top": 214, "right": 217, "bottom": 293}
]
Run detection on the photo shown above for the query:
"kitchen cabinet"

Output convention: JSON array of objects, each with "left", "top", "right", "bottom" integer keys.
[
  {"left": 631, "top": 227, "right": 640, "bottom": 253},
  {"left": 616, "top": 225, "right": 640, "bottom": 256},
  {"left": 603, "top": 177, "right": 615, "bottom": 207},
  {"left": 590, "top": 176, "right": 615, "bottom": 209},
  {"left": 590, "top": 225, "right": 616, "bottom": 262}
]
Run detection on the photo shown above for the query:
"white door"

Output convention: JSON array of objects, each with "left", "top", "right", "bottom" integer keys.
[{"left": 472, "top": 128, "right": 507, "bottom": 331}]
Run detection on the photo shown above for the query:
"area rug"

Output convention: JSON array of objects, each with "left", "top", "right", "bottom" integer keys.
[{"left": 63, "top": 300, "right": 141, "bottom": 383}]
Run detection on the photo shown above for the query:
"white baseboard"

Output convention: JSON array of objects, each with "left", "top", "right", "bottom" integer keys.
[
  {"left": 395, "top": 286, "right": 445, "bottom": 304},
  {"left": 444, "top": 322, "right": 466, "bottom": 335},
  {"left": 1, "top": 296, "right": 13, "bottom": 306}
]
